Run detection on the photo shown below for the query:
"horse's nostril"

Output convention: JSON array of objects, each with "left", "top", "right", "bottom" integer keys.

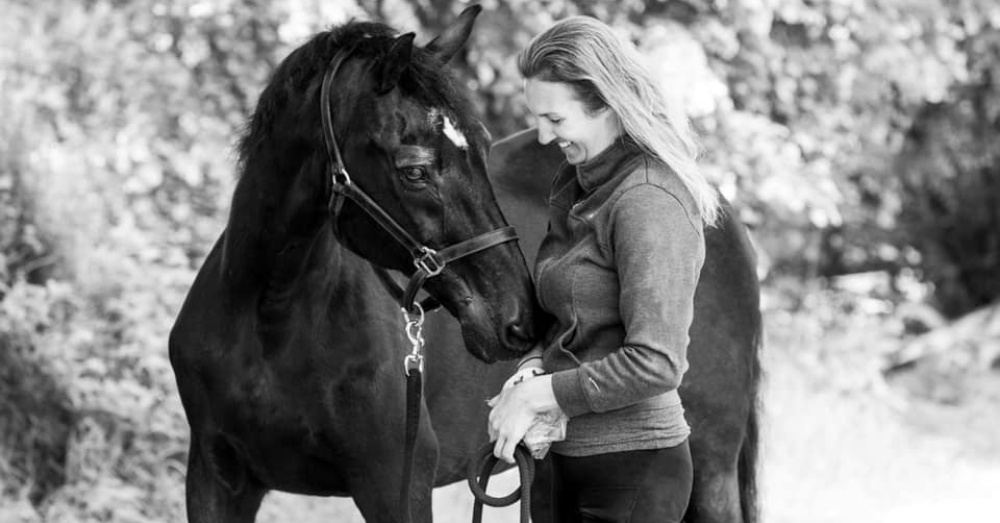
[
  {"left": 504, "top": 308, "right": 534, "bottom": 347},
  {"left": 507, "top": 321, "right": 530, "bottom": 343}
]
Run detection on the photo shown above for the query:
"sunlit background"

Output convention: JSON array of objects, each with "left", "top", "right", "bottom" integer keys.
[{"left": 2, "top": 0, "right": 998, "bottom": 522}]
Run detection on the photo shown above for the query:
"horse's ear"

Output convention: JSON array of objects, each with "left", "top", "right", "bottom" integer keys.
[
  {"left": 375, "top": 32, "right": 416, "bottom": 94},
  {"left": 425, "top": 4, "right": 482, "bottom": 64}
]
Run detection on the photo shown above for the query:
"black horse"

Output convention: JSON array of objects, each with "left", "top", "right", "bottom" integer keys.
[
  {"left": 170, "top": 7, "right": 541, "bottom": 522},
  {"left": 170, "top": 6, "right": 762, "bottom": 523}
]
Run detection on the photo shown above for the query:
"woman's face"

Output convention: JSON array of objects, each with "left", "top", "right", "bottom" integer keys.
[{"left": 524, "top": 79, "right": 620, "bottom": 165}]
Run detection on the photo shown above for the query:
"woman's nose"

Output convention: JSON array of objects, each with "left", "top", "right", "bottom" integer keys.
[{"left": 537, "top": 121, "right": 555, "bottom": 145}]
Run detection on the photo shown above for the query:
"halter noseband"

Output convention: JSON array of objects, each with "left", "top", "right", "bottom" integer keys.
[{"left": 319, "top": 48, "right": 518, "bottom": 314}]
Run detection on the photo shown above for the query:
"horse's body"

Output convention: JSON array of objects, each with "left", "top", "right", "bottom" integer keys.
[
  {"left": 488, "top": 129, "right": 762, "bottom": 523},
  {"left": 170, "top": 8, "right": 761, "bottom": 523},
  {"left": 170, "top": 9, "right": 539, "bottom": 522}
]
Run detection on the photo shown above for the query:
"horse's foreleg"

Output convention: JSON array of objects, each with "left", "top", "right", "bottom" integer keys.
[
  {"left": 352, "top": 476, "right": 434, "bottom": 523},
  {"left": 350, "top": 456, "right": 436, "bottom": 523},
  {"left": 350, "top": 414, "right": 439, "bottom": 523},
  {"left": 185, "top": 438, "right": 267, "bottom": 523}
]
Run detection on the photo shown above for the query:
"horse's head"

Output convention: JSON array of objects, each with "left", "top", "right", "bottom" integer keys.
[{"left": 316, "top": 7, "right": 539, "bottom": 361}]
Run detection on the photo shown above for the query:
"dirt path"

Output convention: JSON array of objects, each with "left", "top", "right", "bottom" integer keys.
[{"left": 760, "top": 329, "right": 1000, "bottom": 523}]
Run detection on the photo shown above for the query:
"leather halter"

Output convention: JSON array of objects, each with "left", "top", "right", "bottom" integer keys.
[{"left": 319, "top": 48, "right": 518, "bottom": 314}]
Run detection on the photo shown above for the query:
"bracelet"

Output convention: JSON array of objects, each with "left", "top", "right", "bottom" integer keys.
[
  {"left": 516, "top": 355, "right": 542, "bottom": 369},
  {"left": 507, "top": 367, "right": 545, "bottom": 388}
]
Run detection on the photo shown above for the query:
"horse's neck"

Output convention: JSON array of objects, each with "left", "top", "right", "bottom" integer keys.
[
  {"left": 221, "top": 149, "right": 327, "bottom": 290},
  {"left": 253, "top": 230, "right": 401, "bottom": 354}
]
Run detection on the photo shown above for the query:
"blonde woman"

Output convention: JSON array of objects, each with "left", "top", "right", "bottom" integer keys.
[{"left": 487, "top": 16, "right": 720, "bottom": 522}]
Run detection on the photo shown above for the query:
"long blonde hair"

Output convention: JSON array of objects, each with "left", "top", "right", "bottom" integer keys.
[{"left": 518, "top": 16, "right": 721, "bottom": 227}]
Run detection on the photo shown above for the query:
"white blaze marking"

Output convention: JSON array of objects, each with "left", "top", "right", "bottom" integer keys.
[{"left": 442, "top": 115, "right": 468, "bottom": 150}]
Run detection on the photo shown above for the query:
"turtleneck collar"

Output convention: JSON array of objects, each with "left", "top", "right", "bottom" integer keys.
[{"left": 575, "top": 135, "right": 644, "bottom": 193}]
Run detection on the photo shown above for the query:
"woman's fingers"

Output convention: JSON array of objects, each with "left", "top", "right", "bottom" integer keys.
[
  {"left": 489, "top": 403, "right": 533, "bottom": 462},
  {"left": 488, "top": 377, "right": 555, "bottom": 463},
  {"left": 497, "top": 435, "right": 520, "bottom": 464},
  {"left": 493, "top": 436, "right": 507, "bottom": 462}
]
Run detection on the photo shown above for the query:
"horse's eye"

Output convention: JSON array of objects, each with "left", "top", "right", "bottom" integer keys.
[{"left": 399, "top": 166, "right": 428, "bottom": 184}]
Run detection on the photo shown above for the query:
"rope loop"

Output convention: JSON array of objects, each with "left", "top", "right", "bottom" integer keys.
[{"left": 467, "top": 443, "right": 534, "bottom": 523}]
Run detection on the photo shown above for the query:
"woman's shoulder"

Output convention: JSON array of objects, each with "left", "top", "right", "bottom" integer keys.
[{"left": 614, "top": 156, "right": 698, "bottom": 215}]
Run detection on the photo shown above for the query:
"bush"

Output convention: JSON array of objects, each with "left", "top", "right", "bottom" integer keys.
[
  {"left": 0, "top": 282, "right": 74, "bottom": 507},
  {"left": 894, "top": 30, "right": 1000, "bottom": 317}
]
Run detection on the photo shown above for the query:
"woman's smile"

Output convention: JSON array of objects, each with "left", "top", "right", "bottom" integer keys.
[{"left": 524, "top": 79, "right": 620, "bottom": 165}]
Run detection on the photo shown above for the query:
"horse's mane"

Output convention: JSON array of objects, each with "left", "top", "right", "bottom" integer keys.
[{"left": 235, "top": 20, "right": 481, "bottom": 175}]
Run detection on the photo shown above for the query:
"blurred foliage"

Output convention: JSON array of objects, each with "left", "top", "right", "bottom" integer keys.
[
  {"left": 1, "top": 0, "right": 999, "bottom": 521},
  {"left": 894, "top": 29, "right": 1000, "bottom": 317}
]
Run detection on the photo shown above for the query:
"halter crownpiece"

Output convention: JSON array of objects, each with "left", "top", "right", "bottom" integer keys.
[{"left": 319, "top": 47, "right": 519, "bottom": 314}]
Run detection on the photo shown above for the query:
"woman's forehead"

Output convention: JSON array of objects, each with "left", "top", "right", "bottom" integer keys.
[{"left": 524, "top": 79, "right": 582, "bottom": 113}]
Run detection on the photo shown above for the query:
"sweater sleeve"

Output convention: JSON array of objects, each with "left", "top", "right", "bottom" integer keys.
[{"left": 550, "top": 183, "right": 704, "bottom": 416}]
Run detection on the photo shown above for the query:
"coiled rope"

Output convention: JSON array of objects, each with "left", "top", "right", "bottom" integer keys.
[{"left": 466, "top": 443, "right": 535, "bottom": 523}]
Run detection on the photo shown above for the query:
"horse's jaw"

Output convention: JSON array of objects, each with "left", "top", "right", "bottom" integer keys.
[{"left": 446, "top": 295, "right": 533, "bottom": 364}]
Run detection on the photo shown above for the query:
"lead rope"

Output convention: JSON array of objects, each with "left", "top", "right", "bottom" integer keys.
[
  {"left": 467, "top": 443, "right": 534, "bottom": 523},
  {"left": 399, "top": 303, "right": 534, "bottom": 523},
  {"left": 400, "top": 304, "right": 426, "bottom": 523}
]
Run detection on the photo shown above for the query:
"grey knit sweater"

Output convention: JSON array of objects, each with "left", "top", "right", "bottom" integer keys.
[{"left": 535, "top": 136, "right": 705, "bottom": 456}]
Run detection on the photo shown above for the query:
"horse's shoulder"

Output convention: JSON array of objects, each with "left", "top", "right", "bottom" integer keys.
[{"left": 170, "top": 235, "right": 229, "bottom": 354}]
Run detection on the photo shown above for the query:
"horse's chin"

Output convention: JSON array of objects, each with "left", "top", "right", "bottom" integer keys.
[
  {"left": 454, "top": 317, "right": 522, "bottom": 364},
  {"left": 457, "top": 329, "right": 505, "bottom": 364}
]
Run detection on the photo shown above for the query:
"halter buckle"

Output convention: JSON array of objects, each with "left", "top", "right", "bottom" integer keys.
[{"left": 414, "top": 247, "right": 445, "bottom": 277}]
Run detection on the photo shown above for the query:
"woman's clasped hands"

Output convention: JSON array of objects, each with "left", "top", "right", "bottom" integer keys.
[{"left": 487, "top": 360, "right": 568, "bottom": 463}]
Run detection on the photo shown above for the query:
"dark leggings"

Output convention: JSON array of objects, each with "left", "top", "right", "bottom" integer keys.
[{"left": 546, "top": 440, "right": 692, "bottom": 523}]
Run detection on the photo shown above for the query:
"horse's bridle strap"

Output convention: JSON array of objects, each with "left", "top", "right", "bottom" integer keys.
[
  {"left": 437, "top": 226, "right": 518, "bottom": 263},
  {"left": 399, "top": 226, "right": 517, "bottom": 310},
  {"left": 330, "top": 178, "right": 434, "bottom": 262}
]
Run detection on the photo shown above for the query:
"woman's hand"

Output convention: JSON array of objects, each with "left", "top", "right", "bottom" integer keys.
[
  {"left": 501, "top": 362, "right": 545, "bottom": 391},
  {"left": 487, "top": 374, "right": 558, "bottom": 464}
]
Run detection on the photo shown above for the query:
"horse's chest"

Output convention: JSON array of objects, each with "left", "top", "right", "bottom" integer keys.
[{"left": 212, "top": 368, "right": 357, "bottom": 493}]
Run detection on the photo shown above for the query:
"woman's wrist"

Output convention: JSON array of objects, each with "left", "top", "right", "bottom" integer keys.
[
  {"left": 523, "top": 375, "right": 560, "bottom": 413},
  {"left": 516, "top": 345, "right": 545, "bottom": 369},
  {"left": 516, "top": 355, "right": 543, "bottom": 369}
]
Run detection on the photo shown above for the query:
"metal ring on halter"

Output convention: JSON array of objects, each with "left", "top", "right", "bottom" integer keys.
[{"left": 402, "top": 302, "right": 425, "bottom": 329}]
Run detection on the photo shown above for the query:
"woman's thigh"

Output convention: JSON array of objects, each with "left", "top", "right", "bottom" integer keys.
[{"left": 550, "top": 441, "right": 692, "bottom": 523}]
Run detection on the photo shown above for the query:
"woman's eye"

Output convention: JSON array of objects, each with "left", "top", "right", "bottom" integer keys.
[{"left": 399, "top": 166, "right": 427, "bottom": 183}]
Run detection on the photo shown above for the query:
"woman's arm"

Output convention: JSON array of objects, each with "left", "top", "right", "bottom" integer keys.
[{"left": 549, "top": 183, "right": 705, "bottom": 416}]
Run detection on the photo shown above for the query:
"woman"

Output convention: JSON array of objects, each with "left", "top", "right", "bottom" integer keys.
[{"left": 487, "top": 15, "right": 721, "bottom": 523}]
